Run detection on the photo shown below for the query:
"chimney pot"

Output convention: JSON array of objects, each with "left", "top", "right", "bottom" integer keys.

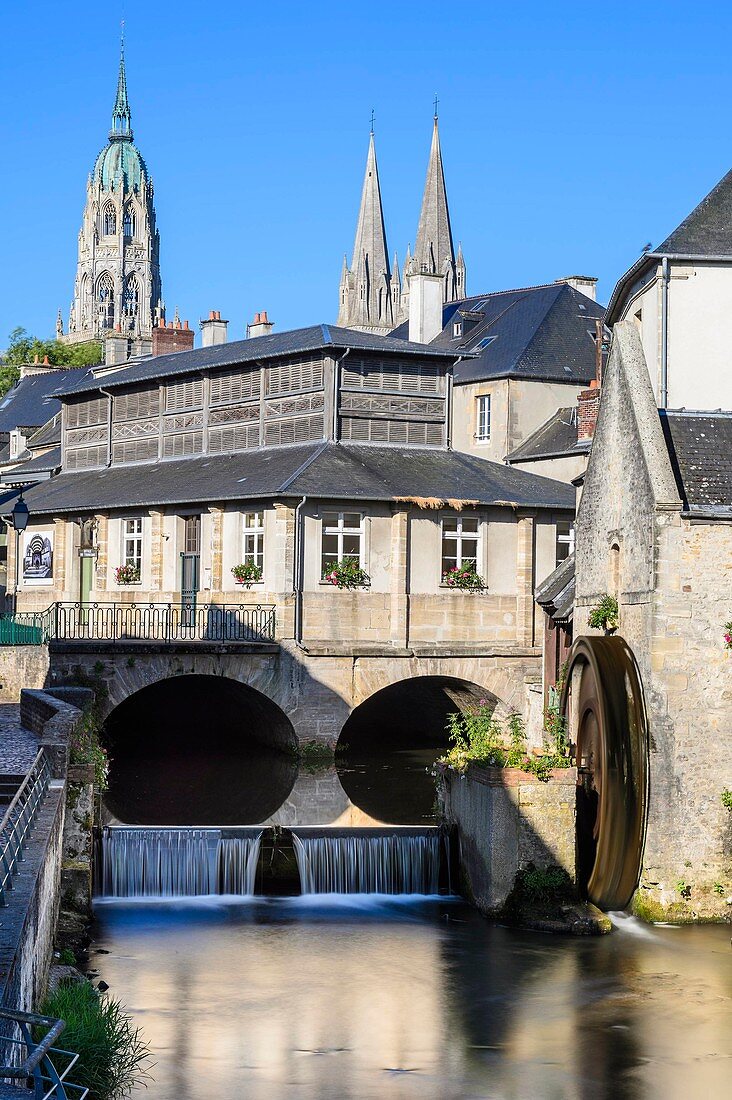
[
  {"left": 184, "top": 320, "right": 189, "bottom": 330},
  {"left": 209, "top": 310, "right": 215, "bottom": 320}
]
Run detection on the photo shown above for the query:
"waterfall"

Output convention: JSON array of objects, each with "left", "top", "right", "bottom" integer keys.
[
  {"left": 100, "top": 827, "right": 262, "bottom": 898},
  {"left": 292, "top": 830, "right": 442, "bottom": 894}
]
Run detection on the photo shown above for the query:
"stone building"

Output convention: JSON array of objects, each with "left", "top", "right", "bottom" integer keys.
[
  {"left": 573, "top": 320, "right": 732, "bottom": 915},
  {"left": 8, "top": 318, "right": 575, "bottom": 743},
  {"left": 60, "top": 43, "right": 163, "bottom": 353},
  {"left": 606, "top": 165, "right": 732, "bottom": 409}
]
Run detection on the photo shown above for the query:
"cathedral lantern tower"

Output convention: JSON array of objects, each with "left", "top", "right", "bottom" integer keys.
[{"left": 61, "top": 40, "right": 163, "bottom": 353}]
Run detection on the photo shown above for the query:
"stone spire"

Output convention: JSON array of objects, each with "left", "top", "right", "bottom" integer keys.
[
  {"left": 337, "top": 133, "right": 395, "bottom": 333},
  {"left": 111, "top": 30, "right": 132, "bottom": 138},
  {"left": 407, "top": 113, "right": 465, "bottom": 306}
]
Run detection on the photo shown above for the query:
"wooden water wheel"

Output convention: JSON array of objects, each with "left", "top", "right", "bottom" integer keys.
[{"left": 560, "top": 635, "right": 649, "bottom": 911}]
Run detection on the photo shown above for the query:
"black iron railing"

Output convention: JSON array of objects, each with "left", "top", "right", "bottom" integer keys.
[{"left": 0, "top": 602, "right": 276, "bottom": 645}]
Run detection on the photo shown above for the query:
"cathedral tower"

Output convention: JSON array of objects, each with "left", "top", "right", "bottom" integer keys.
[
  {"left": 61, "top": 40, "right": 163, "bottom": 351},
  {"left": 402, "top": 113, "right": 466, "bottom": 314},
  {"left": 337, "top": 132, "right": 400, "bottom": 334}
]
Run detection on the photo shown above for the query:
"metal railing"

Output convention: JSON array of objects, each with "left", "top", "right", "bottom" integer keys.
[
  {"left": 0, "top": 751, "right": 51, "bottom": 907},
  {"left": 0, "top": 602, "right": 276, "bottom": 645},
  {"left": 0, "top": 1007, "right": 87, "bottom": 1098}
]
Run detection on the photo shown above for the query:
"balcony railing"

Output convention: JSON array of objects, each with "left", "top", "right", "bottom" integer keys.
[
  {"left": 0, "top": 1007, "right": 87, "bottom": 1098},
  {"left": 0, "top": 602, "right": 276, "bottom": 646}
]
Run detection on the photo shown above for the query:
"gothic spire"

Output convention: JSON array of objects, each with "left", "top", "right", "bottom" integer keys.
[
  {"left": 337, "top": 132, "right": 394, "bottom": 332},
  {"left": 111, "top": 29, "right": 132, "bottom": 138},
  {"left": 413, "top": 115, "right": 457, "bottom": 294}
]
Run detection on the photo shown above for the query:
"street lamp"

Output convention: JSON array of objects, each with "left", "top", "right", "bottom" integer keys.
[{"left": 10, "top": 494, "right": 29, "bottom": 615}]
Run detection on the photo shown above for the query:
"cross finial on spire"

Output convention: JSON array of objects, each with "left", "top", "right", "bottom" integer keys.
[
  {"left": 434, "top": 93, "right": 439, "bottom": 120},
  {"left": 370, "top": 108, "right": 375, "bottom": 135}
]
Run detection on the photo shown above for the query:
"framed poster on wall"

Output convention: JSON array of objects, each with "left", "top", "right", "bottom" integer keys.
[{"left": 22, "top": 530, "right": 54, "bottom": 584}]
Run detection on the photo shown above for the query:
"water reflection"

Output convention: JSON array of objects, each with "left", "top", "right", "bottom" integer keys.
[
  {"left": 105, "top": 748, "right": 440, "bottom": 828},
  {"left": 93, "top": 899, "right": 732, "bottom": 1100}
]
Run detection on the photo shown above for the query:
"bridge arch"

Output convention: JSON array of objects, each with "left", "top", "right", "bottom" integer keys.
[
  {"left": 102, "top": 674, "right": 298, "bottom": 826},
  {"left": 335, "top": 675, "right": 503, "bottom": 824}
]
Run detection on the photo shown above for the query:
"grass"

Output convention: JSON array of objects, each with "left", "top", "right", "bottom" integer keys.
[
  {"left": 40, "top": 981, "right": 152, "bottom": 1100},
  {"left": 438, "top": 705, "right": 570, "bottom": 781}
]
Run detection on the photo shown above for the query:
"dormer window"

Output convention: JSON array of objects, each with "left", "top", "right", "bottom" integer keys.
[{"left": 453, "top": 321, "right": 463, "bottom": 338}]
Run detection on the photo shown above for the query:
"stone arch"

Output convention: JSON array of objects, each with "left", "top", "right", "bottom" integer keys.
[
  {"left": 101, "top": 673, "right": 298, "bottom": 826},
  {"left": 102, "top": 200, "right": 117, "bottom": 236},
  {"left": 96, "top": 271, "right": 114, "bottom": 330}
]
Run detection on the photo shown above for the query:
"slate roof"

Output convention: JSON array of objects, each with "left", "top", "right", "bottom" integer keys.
[
  {"left": 1, "top": 446, "right": 61, "bottom": 483},
  {"left": 14, "top": 442, "right": 575, "bottom": 517},
  {"left": 507, "top": 408, "right": 591, "bottom": 464},
  {"left": 26, "top": 414, "right": 62, "bottom": 449},
  {"left": 57, "top": 325, "right": 465, "bottom": 398},
  {"left": 607, "top": 168, "right": 732, "bottom": 321},
  {"left": 0, "top": 369, "right": 92, "bottom": 432},
  {"left": 535, "top": 553, "right": 575, "bottom": 624},
  {"left": 660, "top": 410, "right": 732, "bottom": 516},
  {"left": 391, "top": 282, "right": 604, "bottom": 385}
]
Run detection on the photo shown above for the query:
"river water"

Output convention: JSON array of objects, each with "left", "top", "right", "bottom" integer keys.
[{"left": 92, "top": 896, "right": 732, "bottom": 1100}]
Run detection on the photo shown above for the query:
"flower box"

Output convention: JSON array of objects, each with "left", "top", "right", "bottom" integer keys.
[{"left": 231, "top": 563, "right": 263, "bottom": 588}]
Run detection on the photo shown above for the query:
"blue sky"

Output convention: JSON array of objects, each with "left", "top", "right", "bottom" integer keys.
[{"left": 2, "top": 1, "right": 731, "bottom": 345}]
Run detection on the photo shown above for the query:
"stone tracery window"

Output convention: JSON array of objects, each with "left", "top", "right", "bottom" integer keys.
[
  {"left": 123, "top": 204, "right": 136, "bottom": 239},
  {"left": 97, "top": 272, "right": 114, "bottom": 330},
  {"left": 123, "top": 275, "right": 140, "bottom": 322},
  {"left": 102, "top": 201, "right": 117, "bottom": 236}
]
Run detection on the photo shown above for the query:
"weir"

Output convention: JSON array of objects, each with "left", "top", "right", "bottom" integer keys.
[
  {"left": 99, "top": 827, "right": 263, "bottom": 898},
  {"left": 292, "top": 828, "right": 443, "bottom": 895},
  {"left": 98, "top": 825, "right": 449, "bottom": 898}
]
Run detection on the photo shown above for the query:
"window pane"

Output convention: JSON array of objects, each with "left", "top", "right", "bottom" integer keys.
[
  {"left": 244, "top": 512, "right": 263, "bottom": 530},
  {"left": 461, "top": 517, "right": 479, "bottom": 534},
  {"left": 322, "top": 533, "right": 339, "bottom": 557},
  {"left": 343, "top": 513, "right": 361, "bottom": 530},
  {"left": 441, "top": 553, "right": 457, "bottom": 575},
  {"left": 342, "top": 534, "right": 360, "bottom": 557},
  {"left": 442, "top": 517, "right": 458, "bottom": 533},
  {"left": 322, "top": 512, "right": 339, "bottom": 531}
]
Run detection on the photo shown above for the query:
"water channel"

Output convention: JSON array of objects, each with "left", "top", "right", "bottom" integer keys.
[{"left": 93, "top": 682, "right": 732, "bottom": 1098}]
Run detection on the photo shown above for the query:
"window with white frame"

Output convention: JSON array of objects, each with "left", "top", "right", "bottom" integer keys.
[
  {"left": 476, "top": 394, "right": 491, "bottom": 441},
  {"left": 321, "top": 511, "right": 363, "bottom": 573},
  {"left": 123, "top": 518, "right": 143, "bottom": 572},
  {"left": 555, "top": 520, "right": 575, "bottom": 566},
  {"left": 243, "top": 511, "right": 265, "bottom": 570},
  {"left": 441, "top": 514, "right": 480, "bottom": 577}
]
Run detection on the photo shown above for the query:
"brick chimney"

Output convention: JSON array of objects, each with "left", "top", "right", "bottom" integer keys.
[
  {"left": 200, "top": 310, "right": 228, "bottom": 347},
  {"left": 247, "top": 310, "right": 274, "bottom": 339},
  {"left": 576, "top": 319, "right": 607, "bottom": 442},
  {"left": 153, "top": 317, "right": 194, "bottom": 356}
]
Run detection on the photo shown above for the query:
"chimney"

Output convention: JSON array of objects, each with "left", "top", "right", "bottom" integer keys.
[
  {"left": 408, "top": 268, "right": 444, "bottom": 344},
  {"left": 200, "top": 310, "right": 229, "bottom": 347},
  {"left": 576, "top": 317, "right": 607, "bottom": 443},
  {"left": 558, "top": 275, "right": 598, "bottom": 301},
  {"left": 247, "top": 310, "right": 274, "bottom": 339},
  {"left": 105, "top": 333, "right": 130, "bottom": 366},
  {"left": 152, "top": 316, "right": 195, "bottom": 356}
]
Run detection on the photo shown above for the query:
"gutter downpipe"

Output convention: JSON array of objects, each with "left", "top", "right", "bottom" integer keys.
[
  {"left": 332, "top": 349, "right": 350, "bottom": 442},
  {"left": 660, "top": 256, "right": 669, "bottom": 408},
  {"left": 98, "top": 387, "right": 114, "bottom": 467},
  {"left": 294, "top": 495, "right": 307, "bottom": 648}
]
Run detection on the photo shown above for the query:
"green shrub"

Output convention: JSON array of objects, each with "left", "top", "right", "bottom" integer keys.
[
  {"left": 40, "top": 981, "right": 151, "bottom": 1100},
  {"left": 722, "top": 789, "right": 732, "bottom": 812},
  {"left": 587, "top": 594, "right": 619, "bottom": 631},
  {"left": 514, "top": 864, "right": 575, "bottom": 906},
  {"left": 439, "top": 701, "right": 570, "bottom": 781},
  {"left": 70, "top": 710, "right": 109, "bottom": 791}
]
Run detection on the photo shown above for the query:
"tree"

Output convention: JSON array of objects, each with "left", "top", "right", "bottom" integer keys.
[{"left": 2, "top": 326, "right": 102, "bottom": 372}]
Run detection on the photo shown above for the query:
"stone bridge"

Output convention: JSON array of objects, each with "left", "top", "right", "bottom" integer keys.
[{"left": 0, "top": 639, "right": 543, "bottom": 748}]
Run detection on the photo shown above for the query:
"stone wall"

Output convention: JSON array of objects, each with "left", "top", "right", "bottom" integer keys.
[
  {"left": 0, "top": 646, "right": 49, "bottom": 702},
  {"left": 0, "top": 783, "right": 65, "bottom": 1013},
  {"left": 438, "top": 764, "right": 576, "bottom": 913}
]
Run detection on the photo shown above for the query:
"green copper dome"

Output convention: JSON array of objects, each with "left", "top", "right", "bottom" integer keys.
[{"left": 93, "top": 137, "right": 148, "bottom": 192}]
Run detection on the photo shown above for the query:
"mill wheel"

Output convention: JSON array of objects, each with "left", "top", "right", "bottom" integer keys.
[{"left": 560, "top": 635, "right": 649, "bottom": 911}]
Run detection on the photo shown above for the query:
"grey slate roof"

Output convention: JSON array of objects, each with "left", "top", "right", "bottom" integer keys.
[
  {"left": 0, "top": 369, "right": 92, "bottom": 431},
  {"left": 660, "top": 410, "right": 732, "bottom": 516},
  {"left": 57, "top": 325, "right": 464, "bottom": 398},
  {"left": 607, "top": 168, "right": 732, "bottom": 321},
  {"left": 26, "top": 413, "right": 62, "bottom": 449},
  {"left": 392, "top": 283, "right": 604, "bottom": 385},
  {"left": 1, "top": 446, "right": 61, "bottom": 483},
  {"left": 507, "top": 408, "right": 590, "bottom": 464},
  {"left": 535, "top": 553, "right": 575, "bottom": 624},
  {"left": 15, "top": 442, "right": 575, "bottom": 517}
]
